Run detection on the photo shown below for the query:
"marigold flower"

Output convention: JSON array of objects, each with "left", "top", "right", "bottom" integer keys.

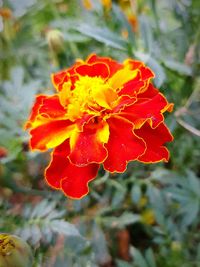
[
  {"left": 82, "top": 0, "right": 93, "bottom": 10},
  {"left": 100, "top": 0, "right": 112, "bottom": 10},
  {"left": 0, "top": 234, "right": 33, "bottom": 267},
  {"left": 0, "top": 7, "right": 12, "bottom": 19},
  {"left": 25, "top": 54, "right": 173, "bottom": 199}
]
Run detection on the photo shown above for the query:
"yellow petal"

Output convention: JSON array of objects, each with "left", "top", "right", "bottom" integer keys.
[
  {"left": 92, "top": 87, "right": 118, "bottom": 109},
  {"left": 29, "top": 115, "right": 50, "bottom": 129},
  {"left": 58, "top": 81, "right": 71, "bottom": 107},
  {"left": 67, "top": 102, "right": 82, "bottom": 121},
  {"left": 46, "top": 124, "right": 76, "bottom": 149},
  {"left": 96, "top": 122, "right": 109, "bottom": 144},
  {"left": 69, "top": 128, "right": 79, "bottom": 151},
  {"left": 109, "top": 67, "right": 138, "bottom": 90}
]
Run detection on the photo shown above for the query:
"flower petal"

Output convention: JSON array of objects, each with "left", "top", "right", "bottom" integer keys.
[
  {"left": 38, "top": 95, "right": 66, "bottom": 119},
  {"left": 61, "top": 163, "right": 99, "bottom": 199},
  {"left": 25, "top": 95, "right": 67, "bottom": 130},
  {"left": 69, "top": 121, "right": 109, "bottom": 166},
  {"left": 51, "top": 70, "right": 67, "bottom": 89},
  {"left": 119, "top": 92, "right": 170, "bottom": 128},
  {"left": 93, "top": 87, "right": 118, "bottom": 109},
  {"left": 45, "top": 140, "right": 99, "bottom": 199},
  {"left": 58, "top": 81, "right": 71, "bottom": 107},
  {"left": 139, "top": 65, "right": 155, "bottom": 80},
  {"left": 86, "top": 54, "right": 123, "bottom": 76},
  {"left": 75, "top": 62, "right": 110, "bottom": 79},
  {"left": 24, "top": 95, "right": 46, "bottom": 129},
  {"left": 118, "top": 79, "right": 145, "bottom": 98},
  {"left": 124, "top": 59, "right": 155, "bottom": 80},
  {"left": 137, "top": 83, "right": 158, "bottom": 98},
  {"left": 45, "top": 140, "right": 70, "bottom": 189},
  {"left": 123, "top": 59, "right": 144, "bottom": 70},
  {"left": 118, "top": 66, "right": 155, "bottom": 98},
  {"left": 51, "top": 61, "right": 82, "bottom": 90},
  {"left": 30, "top": 120, "right": 75, "bottom": 151},
  {"left": 135, "top": 122, "right": 174, "bottom": 163},
  {"left": 103, "top": 117, "right": 146, "bottom": 172},
  {"left": 108, "top": 67, "right": 138, "bottom": 90}
]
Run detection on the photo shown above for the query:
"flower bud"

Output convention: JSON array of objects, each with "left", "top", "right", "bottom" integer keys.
[
  {"left": 46, "top": 29, "right": 64, "bottom": 53},
  {"left": 141, "top": 209, "right": 155, "bottom": 225},
  {"left": 171, "top": 241, "right": 182, "bottom": 252},
  {"left": 0, "top": 234, "right": 33, "bottom": 267}
]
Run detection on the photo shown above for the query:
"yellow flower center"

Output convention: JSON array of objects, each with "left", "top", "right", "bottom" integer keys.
[
  {"left": 73, "top": 76, "right": 108, "bottom": 106},
  {"left": 58, "top": 66, "right": 138, "bottom": 122},
  {"left": 63, "top": 76, "right": 118, "bottom": 121},
  {"left": 0, "top": 234, "right": 15, "bottom": 256}
]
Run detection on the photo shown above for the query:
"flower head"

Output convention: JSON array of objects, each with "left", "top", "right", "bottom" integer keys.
[{"left": 25, "top": 54, "right": 173, "bottom": 199}]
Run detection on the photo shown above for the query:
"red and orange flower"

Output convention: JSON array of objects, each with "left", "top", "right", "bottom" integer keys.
[{"left": 25, "top": 54, "right": 173, "bottom": 199}]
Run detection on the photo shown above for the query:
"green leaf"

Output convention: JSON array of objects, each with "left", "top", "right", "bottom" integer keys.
[
  {"left": 119, "top": 212, "right": 141, "bottom": 227},
  {"left": 116, "top": 259, "right": 133, "bottom": 267},
  {"left": 130, "top": 247, "right": 149, "bottom": 267},
  {"left": 112, "top": 4, "right": 135, "bottom": 45},
  {"left": 92, "top": 224, "right": 111, "bottom": 266},
  {"left": 30, "top": 224, "right": 42, "bottom": 245},
  {"left": 180, "top": 200, "right": 199, "bottom": 226},
  {"left": 163, "top": 59, "right": 192, "bottom": 76},
  {"left": 101, "top": 212, "right": 140, "bottom": 228},
  {"left": 145, "top": 248, "right": 157, "bottom": 267},
  {"left": 75, "top": 23, "right": 127, "bottom": 50},
  {"left": 134, "top": 52, "right": 166, "bottom": 87},
  {"left": 147, "top": 57, "right": 166, "bottom": 87},
  {"left": 30, "top": 200, "right": 56, "bottom": 219},
  {"left": 111, "top": 188, "right": 127, "bottom": 207},
  {"left": 139, "top": 15, "right": 154, "bottom": 53},
  {"left": 131, "top": 184, "right": 142, "bottom": 204},
  {"left": 50, "top": 220, "right": 80, "bottom": 237},
  {"left": 187, "top": 170, "right": 200, "bottom": 196}
]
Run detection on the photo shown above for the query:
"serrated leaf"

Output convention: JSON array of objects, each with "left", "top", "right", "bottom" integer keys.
[
  {"left": 41, "top": 224, "right": 53, "bottom": 244},
  {"left": 30, "top": 224, "right": 42, "bottom": 245},
  {"left": 50, "top": 220, "right": 80, "bottom": 237},
  {"left": 46, "top": 210, "right": 66, "bottom": 220},
  {"left": 18, "top": 225, "right": 32, "bottom": 242},
  {"left": 10, "top": 67, "right": 24, "bottom": 89},
  {"left": 30, "top": 200, "right": 56, "bottom": 219}
]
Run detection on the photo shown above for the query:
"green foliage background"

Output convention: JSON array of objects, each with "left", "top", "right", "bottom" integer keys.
[{"left": 0, "top": 0, "right": 200, "bottom": 266}]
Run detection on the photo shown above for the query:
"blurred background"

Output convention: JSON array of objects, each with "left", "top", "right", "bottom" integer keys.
[{"left": 0, "top": 0, "right": 200, "bottom": 266}]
